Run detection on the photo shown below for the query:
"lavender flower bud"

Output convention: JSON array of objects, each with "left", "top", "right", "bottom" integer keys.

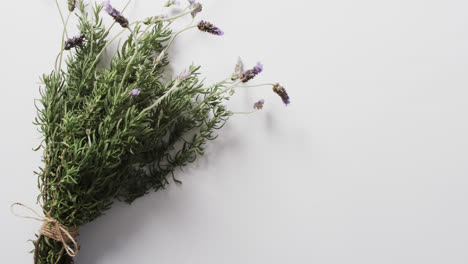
[
  {"left": 272, "top": 83, "right": 290, "bottom": 105},
  {"left": 68, "top": 0, "right": 76, "bottom": 12},
  {"left": 64, "top": 34, "right": 85, "bottom": 50},
  {"left": 154, "top": 50, "right": 166, "bottom": 66},
  {"left": 253, "top": 99, "right": 265, "bottom": 110},
  {"left": 174, "top": 69, "right": 190, "bottom": 86},
  {"left": 240, "top": 62, "right": 263, "bottom": 83},
  {"left": 128, "top": 88, "right": 141, "bottom": 97},
  {"left": 234, "top": 57, "right": 244, "bottom": 74},
  {"left": 180, "top": 69, "right": 190, "bottom": 80},
  {"left": 103, "top": 0, "right": 129, "bottom": 28},
  {"left": 197, "top": 21, "right": 224, "bottom": 36},
  {"left": 188, "top": 0, "right": 203, "bottom": 18},
  {"left": 231, "top": 57, "right": 244, "bottom": 80}
]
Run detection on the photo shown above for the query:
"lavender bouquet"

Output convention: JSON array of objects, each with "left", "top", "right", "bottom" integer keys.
[{"left": 15, "top": 0, "right": 290, "bottom": 263}]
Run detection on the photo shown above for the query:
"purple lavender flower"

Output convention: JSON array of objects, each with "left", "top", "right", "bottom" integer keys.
[
  {"left": 103, "top": 0, "right": 129, "bottom": 28},
  {"left": 188, "top": 0, "right": 203, "bottom": 18},
  {"left": 128, "top": 88, "right": 141, "bottom": 97},
  {"left": 240, "top": 62, "right": 263, "bottom": 83},
  {"left": 64, "top": 34, "right": 85, "bottom": 50},
  {"left": 272, "top": 83, "right": 290, "bottom": 105},
  {"left": 197, "top": 21, "right": 224, "bottom": 36},
  {"left": 253, "top": 99, "right": 265, "bottom": 110},
  {"left": 253, "top": 62, "right": 263, "bottom": 72}
]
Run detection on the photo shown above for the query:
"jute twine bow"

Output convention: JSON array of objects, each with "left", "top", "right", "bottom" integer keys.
[{"left": 10, "top": 202, "right": 79, "bottom": 257}]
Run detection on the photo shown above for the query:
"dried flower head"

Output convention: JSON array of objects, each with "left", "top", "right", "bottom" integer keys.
[
  {"left": 188, "top": 0, "right": 203, "bottom": 18},
  {"left": 64, "top": 34, "right": 85, "bottom": 50},
  {"left": 231, "top": 57, "right": 244, "bottom": 80},
  {"left": 273, "top": 83, "right": 290, "bottom": 105},
  {"left": 128, "top": 88, "right": 141, "bottom": 97},
  {"left": 68, "top": 0, "right": 76, "bottom": 12},
  {"left": 240, "top": 62, "right": 263, "bottom": 83},
  {"left": 197, "top": 21, "right": 224, "bottom": 36},
  {"left": 253, "top": 99, "right": 265, "bottom": 110},
  {"left": 103, "top": 0, "right": 129, "bottom": 28}
]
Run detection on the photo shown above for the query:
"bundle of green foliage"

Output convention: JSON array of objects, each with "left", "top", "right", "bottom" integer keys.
[{"left": 25, "top": 0, "right": 290, "bottom": 263}]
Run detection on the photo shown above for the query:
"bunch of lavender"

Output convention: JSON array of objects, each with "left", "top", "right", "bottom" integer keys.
[{"left": 28, "top": 0, "right": 290, "bottom": 263}]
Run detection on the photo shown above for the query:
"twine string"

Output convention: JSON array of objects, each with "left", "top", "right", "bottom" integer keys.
[{"left": 10, "top": 202, "right": 79, "bottom": 257}]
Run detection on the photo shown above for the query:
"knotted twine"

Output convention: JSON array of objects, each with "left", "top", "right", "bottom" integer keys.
[{"left": 10, "top": 202, "right": 79, "bottom": 257}]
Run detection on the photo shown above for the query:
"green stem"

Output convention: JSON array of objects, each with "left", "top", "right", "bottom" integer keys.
[
  {"left": 233, "top": 111, "right": 257, "bottom": 115},
  {"left": 91, "top": 26, "right": 130, "bottom": 67},
  {"left": 80, "top": 20, "right": 138, "bottom": 95},
  {"left": 202, "top": 78, "right": 234, "bottom": 90},
  {"left": 117, "top": 27, "right": 138, "bottom": 93},
  {"left": 160, "top": 8, "right": 191, "bottom": 22},
  {"left": 117, "top": 24, "right": 154, "bottom": 95},
  {"left": 151, "top": 23, "right": 195, "bottom": 70},
  {"left": 160, "top": 7, "right": 190, "bottom": 32},
  {"left": 208, "top": 82, "right": 274, "bottom": 99},
  {"left": 164, "top": 25, "right": 197, "bottom": 52},
  {"left": 237, "top": 83, "right": 275, "bottom": 88},
  {"left": 55, "top": 0, "right": 69, "bottom": 38},
  {"left": 137, "top": 77, "right": 234, "bottom": 143},
  {"left": 210, "top": 80, "right": 241, "bottom": 98},
  {"left": 140, "top": 83, "right": 180, "bottom": 115},
  {"left": 56, "top": 12, "right": 72, "bottom": 72}
]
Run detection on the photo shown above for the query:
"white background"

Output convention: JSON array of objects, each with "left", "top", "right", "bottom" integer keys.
[{"left": 1, "top": 0, "right": 468, "bottom": 263}]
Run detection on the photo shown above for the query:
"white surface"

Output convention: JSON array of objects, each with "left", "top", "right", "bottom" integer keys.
[{"left": 1, "top": 0, "right": 468, "bottom": 263}]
